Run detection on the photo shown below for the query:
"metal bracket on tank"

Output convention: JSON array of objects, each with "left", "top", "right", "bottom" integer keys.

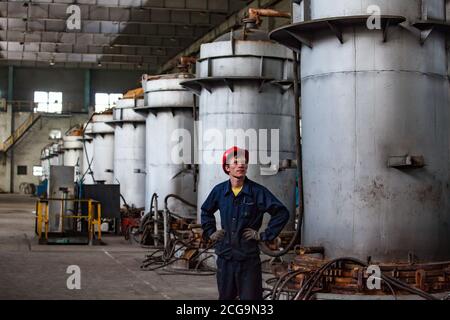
[
  {"left": 258, "top": 79, "right": 271, "bottom": 93},
  {"left": 260, "top": 159, "right": 297, "bottom": 176},
  {"left": 388, "top": 155, "right": 425, "bottom": 169},
  {"left": 381, "top": 18, "right": 392, "bottom": 42},
  {"left": 180, "top": 79, "right": 212, "bottom": 95},
  {"left": 230, "top": 29, "right": 235, "bottom": 55},
  {"left": 271, "top": 80, "right": 294, "bottom": 94},
  {"left": 222, "top": 79, "right": 234, "bottom": 92},
  {"left": 412, "top": 20, "right": 450, "bottom": 45},
  {"left": 325, "top": 21, "right": 343, "bottom": 44},
  {"left": 182, "top": 77, "right": 280, "bottom": 94},
  {"left": 171, "top": 164, "right": 195, "bottom": 180},
  {"left": 285, "top": 29, "right": 312, "bottom": 50}
]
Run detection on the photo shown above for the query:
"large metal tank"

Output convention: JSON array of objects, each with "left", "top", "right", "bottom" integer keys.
[
  {"left": 40, "top": 146, "right": 51, "bottom": 181},
  {"left": 271, "top": 0, "right": 450, "bottom": 262},
  {"left": 182, "top": 20, "right": 297, "bottom": 228},
  {"left": 139, "top": 73, "right": 197, "bottom": 217},
  {"left": 63, "top": 130, "right": 83, "bottom": 181},
  {"left": 110, "top": 95, "right": 146, "bottom": 208},
  {"left": 49, "top": 141, "right": 63, "bottom": 167},
  {"left": 81, "top": 122, "right": 94, "bottom": 184},
  {"left": 90, "top": 112, "right": 115, "bottom": 184}
]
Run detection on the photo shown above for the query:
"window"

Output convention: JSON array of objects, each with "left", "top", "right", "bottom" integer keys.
[
  {"left": 95, "top": 93, "right": 123, "bottom": 113},
  {"left": 17, "top": 166, "right": 27, "bottom": 175},
  {"left": 34, "top": 91, "right": 63, "bottom": 113},
  {"left": 33, "top": 166, "right": 43, "bottom": 177}
]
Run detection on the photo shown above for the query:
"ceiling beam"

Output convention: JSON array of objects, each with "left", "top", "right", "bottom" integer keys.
[
  {"left": 1, "top": 0, "right": 232, "bottom": 14},
  {"left": 1, "top": 17, "right": 215, "bottom": 28},
  {"left": 0, "top": 49, "right": 170, "bottom": 60},
  {"left": 0, "top": 39, "right": 183, "bottom": 49},
  {"left": 0, "top": 42, "right": 182, "bottom": 59},
  {"left": 0, "top": 32, "right": 187, "bottom": 48},
  {"left": 0, "top": 58, "right": 159, "bottom": 71},
  {"left": 0, "top": 29, "right": 200, "bottom": 41},
  {"left": 0, "top": 20, "right": 211, "bottom": 38}
]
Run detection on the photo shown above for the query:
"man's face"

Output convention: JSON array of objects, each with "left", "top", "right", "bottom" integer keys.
[{"left": 226, "top": 156, "right": 248, "bottom": 179}]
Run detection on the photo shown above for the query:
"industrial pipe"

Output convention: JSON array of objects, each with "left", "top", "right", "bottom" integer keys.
[
  {"left": 164, "top": 194, "right": 197, "bottom": 214},
  {"left": 151, "top": 193, "right": 159, "bottom": 247},
  {"left": 178, "top": 56, "right": 197, "bottom": 73},
  {"left": 80, "top": 112, "right": 97, "bottom": 184},
  {"left": 248, "top": 8, "right": 291, "bottom": 26}
]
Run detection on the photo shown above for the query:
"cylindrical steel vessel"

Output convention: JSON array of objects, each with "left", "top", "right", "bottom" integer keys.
[
  {"left": 182, "top": 23, "right": 297, "bottom": 228},
  {"left": 40, "top": 146, "right": 51, "bottom": 181},
  {"left": 63, "top": 133, "right": 83, "bottom": 182},
  {"left": 139, "top": 73, "right": 197, "bottom": 218},
  {"left": 271, "top": 0, "right": 450, "bottom": 262},
  {"left": 49, "top": 142, "right": 62, "bottom": 167},
  {"left": 90, "top": 113, "right": 115, "bottom": 184},
  {"left": 57, "top": 140, "right": 64, "bottom": 165},
  {"left": 110, "top": 97, "right": 146, "bottom": 208}
]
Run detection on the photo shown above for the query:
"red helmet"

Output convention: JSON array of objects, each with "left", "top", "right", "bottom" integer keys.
[{"left": 222, "top": 146, "right": 249, "bottom": 175}]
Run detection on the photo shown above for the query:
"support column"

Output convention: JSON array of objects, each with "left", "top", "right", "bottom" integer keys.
[
  {"left": 8, "top": 66, "right": 14, "bottom": 193},
  {"left": 84, "top": 69, "right": 91, "bottom": 113}
]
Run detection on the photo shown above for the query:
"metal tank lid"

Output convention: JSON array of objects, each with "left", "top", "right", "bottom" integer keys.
[
  {"left": 91, "top": 111, "right": 115, "bottom": 135},
  {"left": 181, "top": 8, "right": 294, "bottom": 92},
  {"left": 214, "top": 25, "right": 270, "bottom": 42},
  {"left": 142, "top": 72, "right": 194, "bottom": 82},
  {"left": 64, "top": 126, "right": 83, "bottom": 138},
  {"left": 110, "top": 98, "right": 146, "bottom": 124},
  {"left": 63, "top": 126, "right": 84, "bottom": 149},
  {"left": 137, "top": 57, "right": 197, "bottom": 112},
  {"left": 142, "top": 56, "right": 197, "bottom": 83},
  {"left": 92, "top": 110, "right": 113, "bottom": 123}
]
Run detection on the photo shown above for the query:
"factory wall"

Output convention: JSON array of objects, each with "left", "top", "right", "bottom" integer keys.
[
  {"left": 0, "top": 107, "right": 12, "bottom": 193},
  {"left": 8, "top": 67, "right": 142, "bottom": 112},
  {"left": 91, "top": 70, "right": 142, "bottom": 96},
  {"left": 0, "top": 67, "right": 7, "bottom": 100},
  {"left": 13, "top": 68, "right": 85, "bottom": 113},
  {"left": 0, "top": 66, "right": 143, "bottom": 192},
  {"left": 0, "top": 114, "right": 88, "bottom": 193}
]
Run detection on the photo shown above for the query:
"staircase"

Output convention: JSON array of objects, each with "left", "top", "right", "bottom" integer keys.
[{"left": 0, "top": 113, "right": 41, "bottom": 153}]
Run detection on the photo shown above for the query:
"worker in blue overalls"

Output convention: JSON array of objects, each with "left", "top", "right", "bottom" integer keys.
[{"left": 201, "top": 146, "right": 290, "bottom": 300}]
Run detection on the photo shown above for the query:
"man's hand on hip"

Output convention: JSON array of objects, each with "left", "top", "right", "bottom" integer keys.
[
  {"left": 210, "top": 229, "right": 225, "bottom": 242},
  {"left": 242, "top": 228, "right": 260, "bottom": 241}
]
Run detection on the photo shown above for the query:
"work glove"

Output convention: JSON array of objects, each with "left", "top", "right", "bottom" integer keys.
[
  {"left": 242, "top": 228, "right": 260, "bottom": 241},
  {"left": 210, "top": 229, "right": 225, "bottom": 242}
]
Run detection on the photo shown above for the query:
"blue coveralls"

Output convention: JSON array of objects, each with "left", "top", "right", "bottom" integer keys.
[{"left": 201, "top": 177, "right": 290, "bottom": 300}]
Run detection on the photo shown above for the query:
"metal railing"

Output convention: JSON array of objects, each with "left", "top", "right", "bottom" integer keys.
[
  {"left": 1, "top": 112, "right": 41, "bottom": 152},
  {"left": 36, "top": 198, "right": 102, "bottom": 244}
]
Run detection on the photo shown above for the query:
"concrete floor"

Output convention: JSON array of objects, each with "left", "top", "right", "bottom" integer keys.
[{"left": 0, "top": 194, "right": 218, "bottom": 300}]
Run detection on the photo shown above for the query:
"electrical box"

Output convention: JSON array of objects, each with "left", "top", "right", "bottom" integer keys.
[{"left": 83, "top": 184, "right": 120, "bottom": 219}]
